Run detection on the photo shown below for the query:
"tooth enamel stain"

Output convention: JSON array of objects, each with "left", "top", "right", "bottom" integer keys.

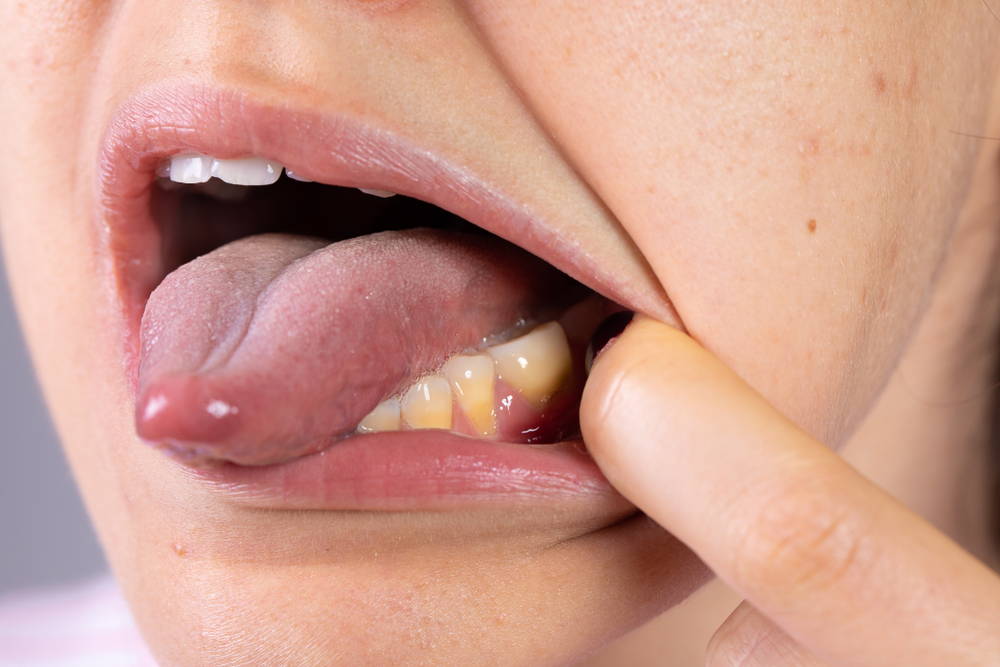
[
  {"left": 355, "top": 320, "right": 576, "bottom": 437},
  {"left": 167, "top": 154, "right": 213, "bottom": 184},
  {"left": 487, "top": 322, "right": 572, "bottom": 407},
  {"left": 357, "top": 397, "right": 401, "bottom": 433},
  {"left": 359, "top": 188, "right": 397, "bottom": 198},
  {"left": 211, "top": 156, "right": 283, "bottom": 186},
  {"left": 441, "top": 354, "right": 496, "bottom": 436},
  {"left": 401, "top": 376, "right": 453, "bottom": 430}
]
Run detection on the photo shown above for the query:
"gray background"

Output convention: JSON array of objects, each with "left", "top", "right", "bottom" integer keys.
[{"left": 0, "top": 256, "right": 106, "bottom": 596}]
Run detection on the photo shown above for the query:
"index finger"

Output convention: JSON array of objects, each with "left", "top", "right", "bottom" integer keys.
[{"left": 581, "top": 316, "right": 1000, "bottom": 667}]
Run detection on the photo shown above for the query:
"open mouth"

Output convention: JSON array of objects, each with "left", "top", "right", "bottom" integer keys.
[{"left": 99, "top": 85, "right": 650, "bottom": 510}]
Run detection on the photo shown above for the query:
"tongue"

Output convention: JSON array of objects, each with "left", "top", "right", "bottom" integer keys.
[{"left": 136, "top": 229, "right": 578, "bottom": 465}]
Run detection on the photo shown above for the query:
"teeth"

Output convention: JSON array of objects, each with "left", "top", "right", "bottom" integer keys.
[
  {"left": 285, "top": 169, "right": 312, "bottom": 183},
  {"left": 488, "top": 322, "right": 572, "bottom": 407},
  {"left": 163, "top": 154, "right": 283, "bottom": 186},
  {"left": 441, "top": 354, "right": 496, "bottom": 436},
  {"left": 359, "top": 188, "right": 397, "bottom": 198},
  {"left": 166, "top": 154, "right": 213, "bottom": 184},
  {"left": 211, "top": 156, "right": 282, "bottom": 186},
  {"left": 161, "top": 155, "right": 397, "bottom": 194},
  {"left": 357, "top": 398, "right": 401, "bottom": 433},
  {"left": 353, "top": 321, "right": 574, "bottom": 436},
  {"left": 401, "top": 376, "right": 453, "bottom": 430}
]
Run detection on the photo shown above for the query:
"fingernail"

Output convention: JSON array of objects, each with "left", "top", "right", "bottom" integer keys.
[{"left": 585, "top": 311, "right": 634, "bottom": 374}]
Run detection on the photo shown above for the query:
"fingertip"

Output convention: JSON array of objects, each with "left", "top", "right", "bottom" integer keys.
[
  {"left": 579, "top": 315, "right": 703, "bottom": 482},
  {"left": 579, "top": 313, "right": 783, "bottom": 517}
]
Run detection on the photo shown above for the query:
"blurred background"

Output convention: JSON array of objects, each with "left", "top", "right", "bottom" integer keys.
[{"left": 0, "top": 256, "right": 105, "bottom": 596}]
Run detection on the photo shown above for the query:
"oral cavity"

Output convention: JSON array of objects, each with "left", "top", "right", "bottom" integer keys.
[
  {"left": 139, "top": 154, "right": 603, "bottom": 466},
  {"left": 358, "top": 320, "right": 575, "bottom": 441}
]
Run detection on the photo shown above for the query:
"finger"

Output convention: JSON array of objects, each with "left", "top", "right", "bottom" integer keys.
[
  {"left": 581, "top": 316, "right": 1000, "bottom": 667},
  {"left": 706, "top": 601, "right": 827, "bottom": 667}
]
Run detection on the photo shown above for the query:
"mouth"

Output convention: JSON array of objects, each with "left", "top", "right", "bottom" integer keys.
[{"left": 99, "top": 84, "right": 655, "bottom": 511}]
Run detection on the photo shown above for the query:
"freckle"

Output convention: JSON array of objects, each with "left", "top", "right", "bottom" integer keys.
[
  {"left": 872, "top": 71, "right": 887, "bottom": 95},
  {"left": 172, "top": 543, "right": 188, "bottom": 558},
  {"left": 807, "top": 219, "right": 817, "bottom": 233}
]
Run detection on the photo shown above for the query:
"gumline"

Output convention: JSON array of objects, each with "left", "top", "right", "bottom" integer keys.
[{"left": 374, "top": 294, "right": 599, "bottom": 406}]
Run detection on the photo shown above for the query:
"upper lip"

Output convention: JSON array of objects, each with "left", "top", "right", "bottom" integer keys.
[{"left": 97, "top": 82, "right": 673, "bottom": 384}]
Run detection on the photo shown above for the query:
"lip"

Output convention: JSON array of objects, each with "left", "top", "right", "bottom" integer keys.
[
  {"left": 97, "top": 82, "right": 649, "bottom": 510},
  {"left": 187, "top": 431, "right": 624, "bottom": 512}
]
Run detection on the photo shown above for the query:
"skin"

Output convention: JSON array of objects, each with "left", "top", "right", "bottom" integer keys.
[{"left": 1, "top": 0, "right": 998, "bottom": 664}]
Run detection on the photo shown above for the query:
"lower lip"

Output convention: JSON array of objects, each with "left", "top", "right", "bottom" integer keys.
[{"left": 182, "top": 430, "right": 620, "bottom": 511}]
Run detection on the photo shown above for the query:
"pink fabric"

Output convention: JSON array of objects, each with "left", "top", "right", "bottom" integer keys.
[{"left": 0, "top": 576, "right": 156, "bottom": 666}]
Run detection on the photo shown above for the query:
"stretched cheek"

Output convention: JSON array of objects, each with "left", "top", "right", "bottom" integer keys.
[{"left": 467, "top": 0, "right": 977, "bottom": 443}]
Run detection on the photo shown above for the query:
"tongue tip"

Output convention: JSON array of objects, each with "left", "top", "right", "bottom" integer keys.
[{"left": 135, "top": 375, "right": 243, "bottom": 453}]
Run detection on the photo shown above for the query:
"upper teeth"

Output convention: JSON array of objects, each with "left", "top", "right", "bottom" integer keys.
[
  {"left": 160, "top": 153, "right": 397, "bottom": 198},
  {"left": 163, "top": 154, "right": 281, "bottom": 186},
  {"left": 359, "top": 188, "right": 396, "bottom": 198}
]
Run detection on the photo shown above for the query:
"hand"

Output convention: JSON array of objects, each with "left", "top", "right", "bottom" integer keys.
[{"left": 581, "top": 316, "right": 1000, "bottom": 666}]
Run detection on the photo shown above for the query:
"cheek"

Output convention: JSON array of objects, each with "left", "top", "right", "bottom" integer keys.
[{"left": 466, "top": 0, "right": 984, "bottom": 443}]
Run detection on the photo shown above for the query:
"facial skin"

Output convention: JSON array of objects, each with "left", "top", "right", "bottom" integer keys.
[{"left": 1, "top": 1, "right": 998, "bottom": 664}]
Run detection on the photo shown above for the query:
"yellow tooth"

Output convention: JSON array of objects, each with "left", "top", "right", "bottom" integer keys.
[
  {"left": 488, "top": 321, "right": 572, "bottom": 407},
  {"left": 401, "top": 376, "right": 453, "bottom": 430},
  {"left": 357, "top": 398, "right": 401, "bottom": 433},
  {"left": 442, "top": 354, "right": 496, "bottom": 436}
]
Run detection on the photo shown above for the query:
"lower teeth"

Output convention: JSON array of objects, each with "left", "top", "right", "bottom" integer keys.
[{"left": 356, "top": 319, "right": 579, "bottom": 442}]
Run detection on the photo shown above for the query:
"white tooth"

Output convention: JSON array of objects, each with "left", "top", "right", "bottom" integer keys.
[
  {"left": 211, "top": 157, "right": 283, "bottom": 186},
  {"left": 167, "top": 154, "right": 213, "bottom": 184},
  {"left": 357, "top": 398, "right": 401, "bottom": 433},
  {"left": 359, "top": 188, "right": 397, "bottom": 198},
  {"left": 488, "top": 322, "right": 573, "bottom": 407},
  {"left": 285, "top": 169, "right": 313, "bottom": 183}
]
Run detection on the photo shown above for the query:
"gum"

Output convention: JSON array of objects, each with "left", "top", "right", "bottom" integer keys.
[{"left": 361, "top": 296, "right": 619, "bottom": 444}]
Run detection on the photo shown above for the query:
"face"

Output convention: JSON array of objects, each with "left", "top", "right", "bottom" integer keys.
[{"left": 2, "top": 1, "right": 997, "bottom": 663}]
